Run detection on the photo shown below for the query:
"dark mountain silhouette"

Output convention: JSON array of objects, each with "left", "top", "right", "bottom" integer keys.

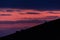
[{"left": 0, "top": 19, "right": 60, "bottom": 40}]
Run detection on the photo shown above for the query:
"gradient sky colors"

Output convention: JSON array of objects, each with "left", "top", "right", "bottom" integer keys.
[
  {"left": 0, "top": 8, "right": 60, "bottom": 21},
  {"left": 0, "top": 0, "right": 60, "bottom": 37},
  {"left": 0, "top": 8, "right": 60, "bottom": 37}
]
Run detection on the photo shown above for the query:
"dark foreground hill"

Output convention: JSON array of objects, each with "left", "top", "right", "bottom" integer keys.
[{"left": 0, "top": 19, "right": 60, "bottom": 40}]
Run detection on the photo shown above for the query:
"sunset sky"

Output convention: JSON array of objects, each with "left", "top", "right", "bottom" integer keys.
[
  {"left": 0, "top": 0, "right": 60, "bottom": 9},
  {"left": 0, "top": 8, "right": 60, "bottom": 37},
  {"left": 0, "top": 9, "right": 60, "bottom": 21},
  {"left": 0, "top": 0, "right": 60, "bottom": 37}
]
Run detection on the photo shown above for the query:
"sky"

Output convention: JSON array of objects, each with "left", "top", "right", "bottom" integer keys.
[
  {"left": 0, "top": 9, "right": 60, "bottom": 37},
  {"left": 0, "top": 0, "right": 60, "bottom": 10},
  {"left": 0, "top": 0, "right": 60, "bottom": 37}
]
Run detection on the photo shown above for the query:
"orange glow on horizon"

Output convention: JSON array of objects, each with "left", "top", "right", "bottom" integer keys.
[
  {"left": 0, "top": 8, "right": 60, "bottom": 21},
  {"left": 0, "top": 8, "right": 60, "bottom": 35}
]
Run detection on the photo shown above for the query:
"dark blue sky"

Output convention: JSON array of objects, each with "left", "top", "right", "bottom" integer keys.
[{"left": 0, "top": 0, "right": 60, "bottom": 10}]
